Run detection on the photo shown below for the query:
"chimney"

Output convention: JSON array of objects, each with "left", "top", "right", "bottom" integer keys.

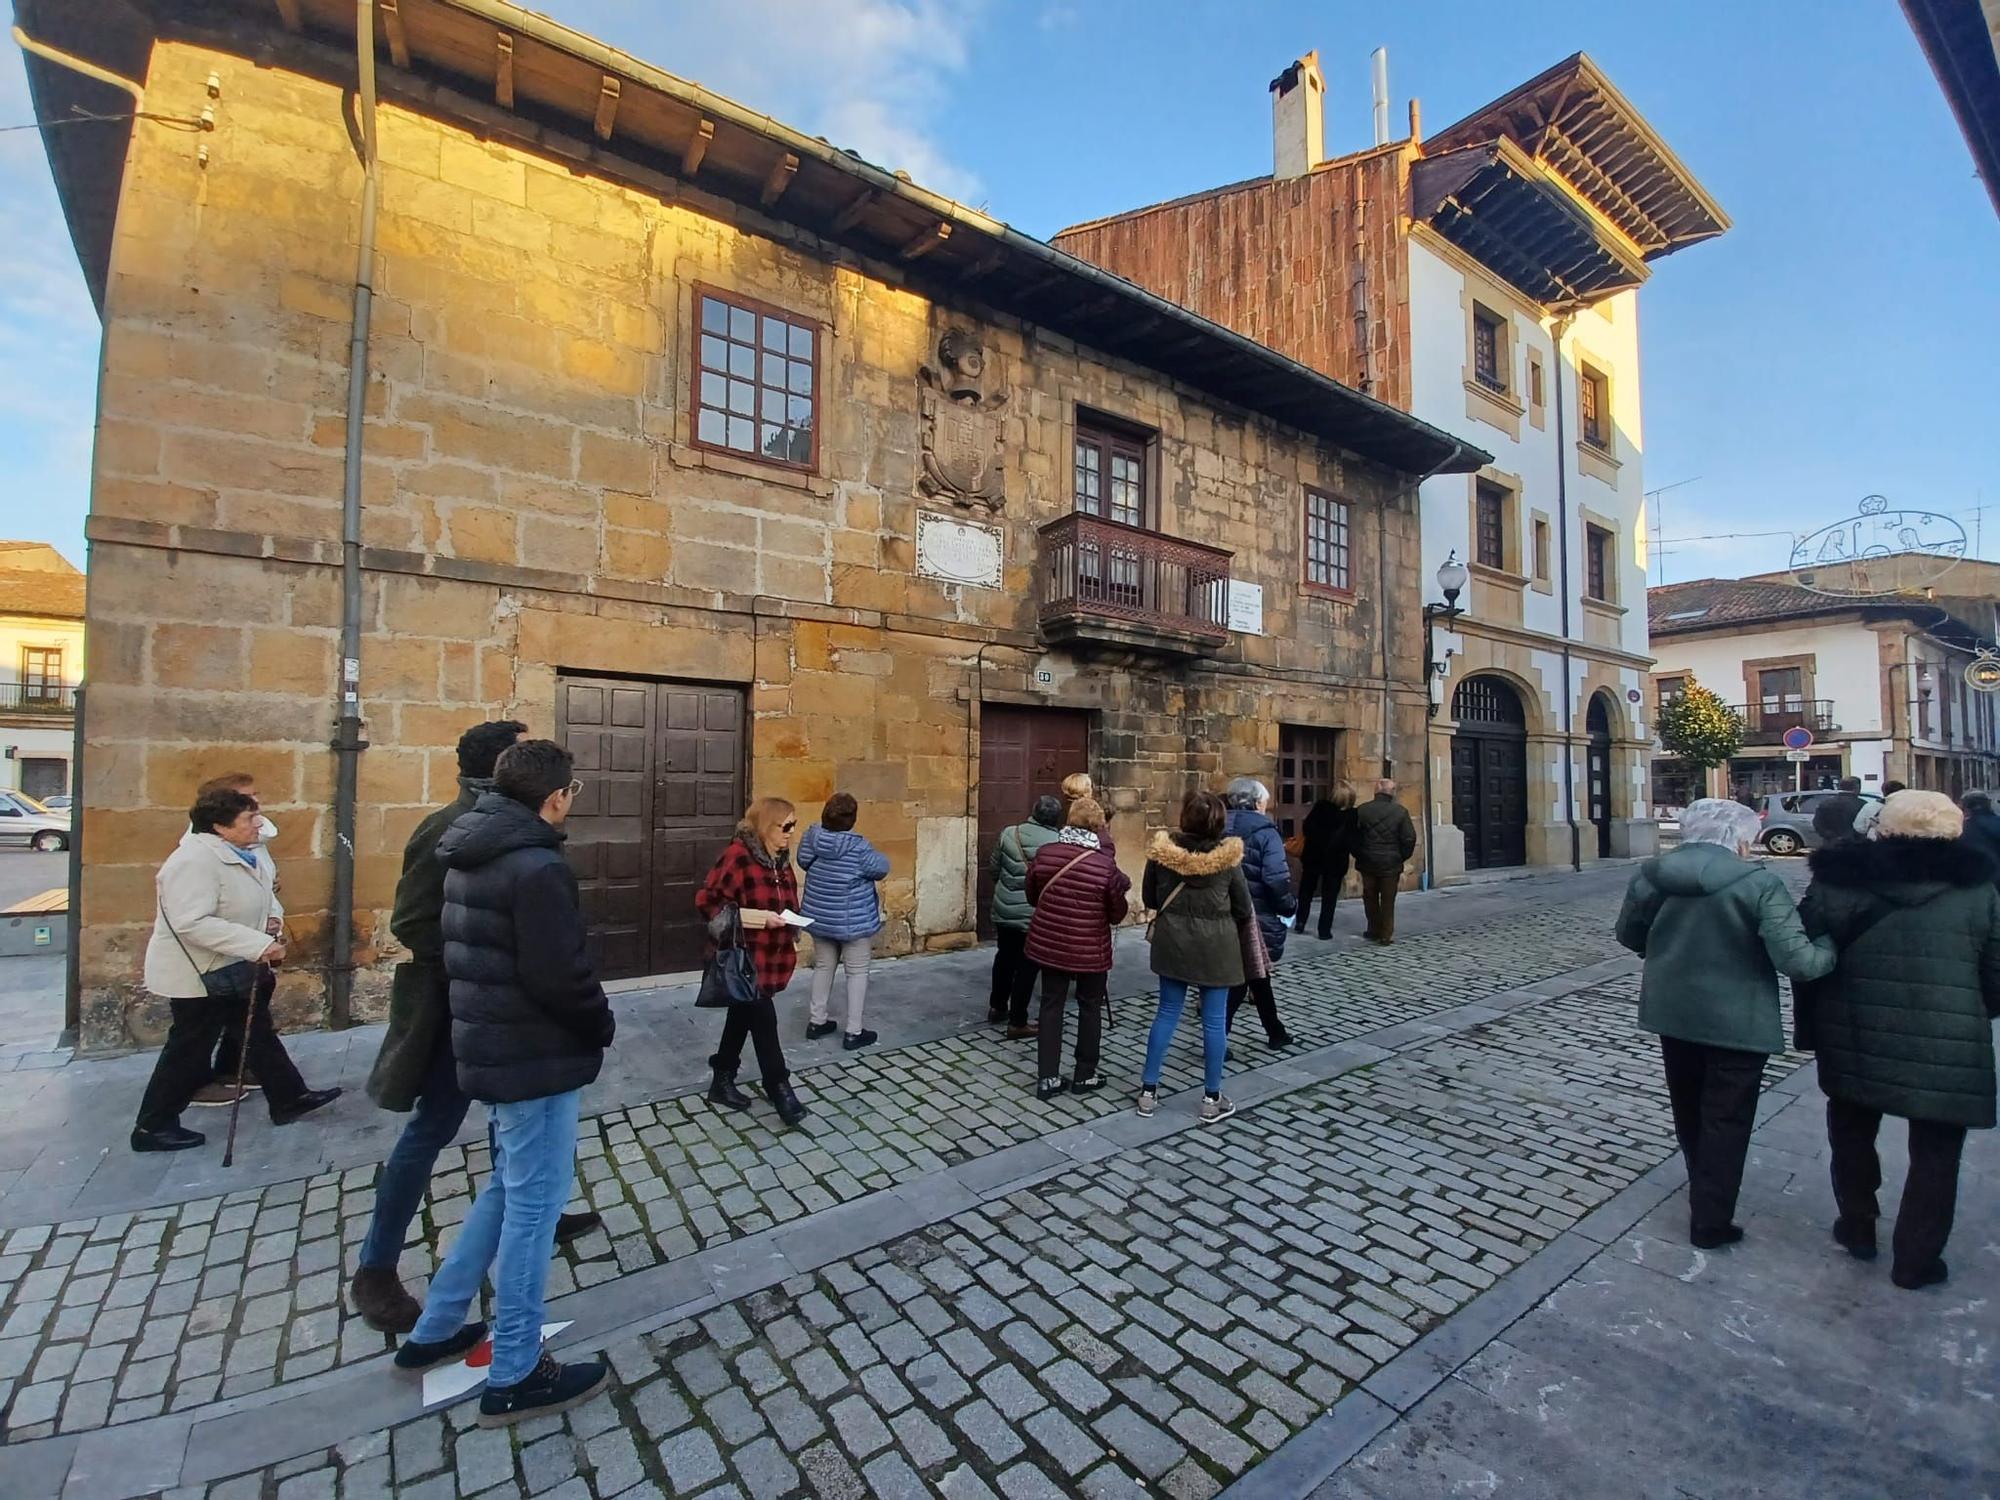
[
  {"left": 1371, "top": 48, "right": 1390, "bottom": 146},
  {"left": 1269, "top": 51, "right": 1325, "bottom": 180}
]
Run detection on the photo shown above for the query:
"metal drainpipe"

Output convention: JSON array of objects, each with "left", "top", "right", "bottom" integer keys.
[
  {"left": 328, "top": 0, "right": 381, "bottom": 1029},
  {"left": 1551, "top": 312, "right": 1581, "bottom": 872}
]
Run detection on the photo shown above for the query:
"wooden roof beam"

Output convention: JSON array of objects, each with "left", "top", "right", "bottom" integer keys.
[
  {"left": 828, "top": 188, "right": 876, "bottom": 232},
  {"left": 378, "top": 0, "right": 409, "bottom": 68},
  {"left": 274, "top": 0, "right": 303, "bottom": 31},
  {"left": 1541, "top": 125, "right": 1667, "bottom": 249},
  {"left": 593, "top": 75, "right": 620, "bottom": 141},
  {"left": 760, "top": 152, "right": 799, "bottom": 208},
  {"left": 494, "top": 32, "right": 514, "bottom": 110},
  {"left": 898, "top": 220, "right": 951, "bottom": 261},
  {"left": 680, "top": 117, "right": 714, "bottom": 175}
]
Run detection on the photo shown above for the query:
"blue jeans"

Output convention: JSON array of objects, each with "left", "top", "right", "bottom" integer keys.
[
  {"left": 1142, "top": 978, "right": 1229, "bottom": 1095},
  {"left": 358, "top": 1036, "right": 473, "bottom": 1271},
  {"left": 409, "top": 1089, "right": 582, "bottom": 1387}
]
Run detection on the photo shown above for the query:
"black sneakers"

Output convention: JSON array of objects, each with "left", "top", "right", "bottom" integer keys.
[
  {"left": 131, "top": 1123, "right": 205, "bottom": 1154},
  {"left": 393, "top": 1321, "right": 489, "bottom": 1375},
  {"left": 805, "top": 1020, "right": 837, "bottom": 1040},
  {"left": 842, "top": 1029, "right": 878, "bottom": 1051},
  {"left": 478, "top": 1352, "right": 612, "bottom": 1428},
  {"left": 1071, "top": 1074, "right": 1105, "bottom": 1093}
]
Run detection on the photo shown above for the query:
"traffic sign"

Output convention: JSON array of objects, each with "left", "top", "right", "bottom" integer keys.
[
  {"left": 1781, "top": 726, "right": 1814, "bottom": 751},
  {"left": 1785, "top": 749, "right": 1812, "bottom": 763}
]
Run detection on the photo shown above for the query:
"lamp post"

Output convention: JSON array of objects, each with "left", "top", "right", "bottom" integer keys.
[{"left": 1420, "top": 554, "right": 1468, "bottom": 891}]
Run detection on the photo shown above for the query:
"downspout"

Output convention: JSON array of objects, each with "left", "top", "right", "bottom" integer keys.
[
  {"left": 1407, "top": 440, "right": 1473, "bottom": 891},
  {"left": 329, "top": 0, "right": 382, "bottom": 1029},
  {"left": 1551, "top": 311, "right": 1581, "bottom": 872},
  {"left": 10, "top": 26, "right": 145, "bottom": 107}
]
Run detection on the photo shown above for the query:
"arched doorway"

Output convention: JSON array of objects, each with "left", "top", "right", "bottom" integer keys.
[
  {"left": 1450, "top": 676, "right": 1528, "bottom": 869},
  {"left": 1587, "top": 694, "right": 1614, "bottom": 859}
]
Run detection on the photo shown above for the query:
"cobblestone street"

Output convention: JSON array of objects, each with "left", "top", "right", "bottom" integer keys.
[{"left": 0, "top": 866, "right": 1993, "bottom": 1498}]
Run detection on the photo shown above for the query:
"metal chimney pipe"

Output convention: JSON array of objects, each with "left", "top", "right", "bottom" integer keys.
[{"left": 1371, "top": 47, "right": 1390, "bottom": 146}]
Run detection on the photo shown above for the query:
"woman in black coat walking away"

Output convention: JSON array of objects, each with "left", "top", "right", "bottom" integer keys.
[
  {"left": 1293, "top": 781, "right": 1355, "bottom": 940},
  {"left": 1799, "top": 790, "right": 2000, "bottom": 1290},
  {"left": 1223, "top": 777, "right": 1294, "bottom": 1049}
]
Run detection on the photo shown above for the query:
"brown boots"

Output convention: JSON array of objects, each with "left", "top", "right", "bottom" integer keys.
[{"left": 349, "top": 1267, "right": 422, "bottom": 1334}]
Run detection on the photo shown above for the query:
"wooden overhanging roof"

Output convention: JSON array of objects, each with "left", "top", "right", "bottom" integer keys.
[
  {"left": 1425, "top": 53, "right": 1730, "bottom": 265},
  {"left": 1410, "top": 138, "right": 1651, "bottom": 306},
  {"left": 18, "top": 0, "right": 1488, "bottom": 480},
  {"left": 1900, "top": 0, "right": 2000, "bottom": 217}
]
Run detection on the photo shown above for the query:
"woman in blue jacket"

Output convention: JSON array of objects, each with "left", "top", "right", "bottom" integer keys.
[
  {"left": 1224, "top": 776, "right": 1296, "bottom": 1049},
  {"left": 796, "top": 792, "right": 891, "bottom": 1050}
]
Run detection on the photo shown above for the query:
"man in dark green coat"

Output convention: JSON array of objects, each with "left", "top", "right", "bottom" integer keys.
[
  {"left": 1618, "top": 798, "right": 1834, "bottom": 1248},
  {"left": 1799, "top": 789, "right": 2000, "bottom": 1290},
  {"left": 348, "top": 720, "right": 599, "bottom": 1332},
  {"left": 988, "top": 795, "right": 1062, "bottom": 1036}
]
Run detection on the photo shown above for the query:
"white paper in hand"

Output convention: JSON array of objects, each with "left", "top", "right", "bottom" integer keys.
[
  {"left": 779, "top": 910, "right": 814, "bottom": 928},
  {"left": 422, "top": 1320, "right": 574, "bottom": 1406}
]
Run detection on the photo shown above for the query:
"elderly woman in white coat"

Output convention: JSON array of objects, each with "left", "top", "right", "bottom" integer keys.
[{"left": 131, "top": 784, "right": 339, "bottom": 1153}]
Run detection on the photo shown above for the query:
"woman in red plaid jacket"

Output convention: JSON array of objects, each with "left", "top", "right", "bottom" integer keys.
[{"left": 694, "top": 798, "right": 808, "bottom": 1126}]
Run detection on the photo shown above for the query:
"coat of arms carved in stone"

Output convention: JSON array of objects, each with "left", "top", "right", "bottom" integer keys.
[{"left": 918, "top": 328, "right": 1008, "bottom": 514}]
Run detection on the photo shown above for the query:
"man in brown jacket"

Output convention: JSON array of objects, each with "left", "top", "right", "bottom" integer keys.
[{"left": 1352, "top": 779, "right": 1417, "bottom": 945}]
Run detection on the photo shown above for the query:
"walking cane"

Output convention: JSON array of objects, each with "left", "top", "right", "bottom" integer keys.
[{"left": 220, "top": 958, "right": 269, "bottom": 1169}]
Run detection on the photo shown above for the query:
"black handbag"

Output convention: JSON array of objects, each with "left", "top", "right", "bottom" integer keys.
[
  {"left": 695, "top": 908, "right": 760, "bottom": 1008},
  {"left": 160, "top": 901, "right": 260, "bottom": 1003}
]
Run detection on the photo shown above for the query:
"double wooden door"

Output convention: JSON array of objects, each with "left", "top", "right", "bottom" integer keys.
[
  {"left": 975, "top": 705, "right": 1090, "bottom": 938},
  {"left": 1586, "top": 695, "right": 1612, "bottom": 859},
  {"left": 1450, "top": 677, "right": 1528, "bottom": 870},
  {"left": 1275, "top": 725, "right": 1338, "bottom": 844},
  {"left": 558, "top": 675, "right": 745, "bottom": 979}
]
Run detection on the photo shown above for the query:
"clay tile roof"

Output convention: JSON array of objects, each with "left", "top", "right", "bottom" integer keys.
[
  {"left": 1646, "top": 577, "right": 1847, "bottom": 633},
  {"left": 0, "top": 543, "right": 85, "bottom": 621}
]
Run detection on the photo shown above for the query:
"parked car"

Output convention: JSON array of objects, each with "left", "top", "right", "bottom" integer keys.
[
  {"left": 39, "top": 794, "right": 73, "bottom": 812},
  {"left": 0, "top": 791, "right": 70, "bottom": 852},
  {"left": 1753, "top": 790, "right": 1880, "bottom": 856}
]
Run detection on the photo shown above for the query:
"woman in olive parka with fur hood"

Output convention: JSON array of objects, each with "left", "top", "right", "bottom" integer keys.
[{"left": 1136, "top": 789, "right": 1255, "bottom": 1125}]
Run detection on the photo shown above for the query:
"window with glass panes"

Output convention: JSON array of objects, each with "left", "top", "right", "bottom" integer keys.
[
  {"left": 1073, "top": 423, "right": 1146, "bottom": 527},
  {"left": 1585, "top": 524, "right": 1612, "bottom": 601},
  {"left": 19, "top": 647, "right": 61, "bottom": 700},
  {"left": 1472, "top": 306, "right": 1506, "bottom": 391},
  {"left": 1579, "top": 366, "right": 1610, "bottom": 449},
  {"left": 1304, "top": 488, "right": 1351, "bottom": 591},
  {"left": 1474, "top": 480, "right": 1507, "bottom": 569},
  {"left": 693, "top": 290, "right": 818, "bottom": 468}
]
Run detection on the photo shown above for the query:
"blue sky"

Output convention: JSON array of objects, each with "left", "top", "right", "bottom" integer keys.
[{"left": 2, "top": 0, "right": 1994, "bottom": 585}]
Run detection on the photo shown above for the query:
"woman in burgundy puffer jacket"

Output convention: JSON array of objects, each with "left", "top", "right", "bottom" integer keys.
[{"left": 1025, "top": 797, "right": 1131, "bottom": 1101}]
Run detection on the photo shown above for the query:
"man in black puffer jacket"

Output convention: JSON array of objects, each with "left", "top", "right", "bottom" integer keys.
[{"left": 392, "top": 740, "right": 615, "bottom": 1428}]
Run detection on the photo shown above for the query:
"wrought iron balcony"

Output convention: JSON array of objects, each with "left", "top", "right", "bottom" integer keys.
[
  {"left": 1037, "top": 513, "right": 1233, "bottom": 657},
  {"left": 0, "top": 682, "right": 77, "bottom": 716},
  {"left": 1733, "top": 699, "right": 1838, "bottom": 744}
]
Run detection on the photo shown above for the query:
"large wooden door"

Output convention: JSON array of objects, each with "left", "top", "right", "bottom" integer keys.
[
  {"left": 1275, "top": 725, "right": 1338, "bottom": 843},
  {"left": 558, "top": 675, "right": 744, "bottom": 980},
  {"left": 1450, "top": 676, "right": 1528, "bottom": 870},
  {"left": 976, "top": 705, "right": 1090, "bottom": 938}
]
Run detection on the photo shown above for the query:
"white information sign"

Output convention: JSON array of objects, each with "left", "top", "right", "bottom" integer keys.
[
  {"left": 915, "top": 511, "right": 1003, "bottom": 589},
  {"left": 1226, "top": 580, "right": 1264, "bottom": 636},
  {"left": 1785, "top": 749, "right": 1812, "bottom": 763}
]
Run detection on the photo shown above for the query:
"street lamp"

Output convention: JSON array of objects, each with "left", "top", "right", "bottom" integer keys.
[{"left": 1422, "top": 553, "right": 1468, "bottom": 720}]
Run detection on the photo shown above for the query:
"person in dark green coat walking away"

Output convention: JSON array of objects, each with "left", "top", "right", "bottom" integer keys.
[
  {"left": 1617, "top": 798, "right": 1834, "bottom": 1249},
  {"left": 1800, "top": 790, "right": 2000, "bottom": 1290},
  {"left": 348, "top": 721, "right": 599, "bottom": 1333},
  {"left": 988, "top": 795, "right": 1063, "bottom": 1037}
]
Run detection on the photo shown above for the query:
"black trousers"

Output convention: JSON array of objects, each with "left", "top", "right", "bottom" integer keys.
[
  {"left": 1225, "top": 976, "right": 1287, "bottom": 1044},
  {"left": 135, "top": 987, "right": 308, "bottom": 1131},
  {"left": 989, "top": 927, "right": 1039, "bottom": 1027},
  {"left": 1037, "top": 970, "right": 1105, "bottom": 1084},
  {"left": 711, "top": 993, "right": 790, "bottom": 1091},
  {"left": 207, "top": 966, "right": 276, "bottom": 1082},
  {"left": 1294, "top": 855, "right": 1349, "bottom": 936},
  {"left": 1659, "top": 1036, "right": 1765, "bottom": 1235},
  {"left": 1826, "top": 1097, "right": 1967, "bottom": 1277}
]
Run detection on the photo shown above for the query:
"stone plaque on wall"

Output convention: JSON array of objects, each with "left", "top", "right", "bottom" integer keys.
[{"left": 916, "top": 511, "right": 1004, "bottom": 589}]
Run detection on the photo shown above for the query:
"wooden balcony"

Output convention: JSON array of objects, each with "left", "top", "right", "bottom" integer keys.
[{"left": 1037, "top": 513, "right": 1233, "bottom": 657}]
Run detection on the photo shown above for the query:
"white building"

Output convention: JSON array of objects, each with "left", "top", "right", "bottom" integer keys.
[
  {"left": 1649, "top": 565, "right": 2000, "bottom": 807},
  {"left": 0, "top": 543, "right": 84, "bottom": 801},
  {"left": 1054, "top": 52, "right": 1728, "bottom": 878}
]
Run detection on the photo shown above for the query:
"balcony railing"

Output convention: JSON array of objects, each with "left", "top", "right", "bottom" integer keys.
[
  {"left": 0, "top": 682, "right": 77, "bottom": 715},
  {"left": 1732, "top": 699, "right": 1838, "bottom": 744},
  {"left": 1038, "top": 513, "right": 1233, "bottom": 656}
]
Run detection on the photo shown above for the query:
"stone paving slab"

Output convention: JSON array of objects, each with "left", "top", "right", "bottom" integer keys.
[
  {"left": 151, "top": 966, "right": 1761, "bottom": 1500},
  {"left": 0, "top": 895, "right": 1631, "bottom": 1451}
]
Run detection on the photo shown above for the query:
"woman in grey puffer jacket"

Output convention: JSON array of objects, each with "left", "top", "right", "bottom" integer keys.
[{"left": 796, "top": 793, "right": 890, "bottom": 1051}]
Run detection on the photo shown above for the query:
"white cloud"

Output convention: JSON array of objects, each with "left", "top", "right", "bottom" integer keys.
[{"left": 565, "top": 0, "right": 987, "bottom": 202}]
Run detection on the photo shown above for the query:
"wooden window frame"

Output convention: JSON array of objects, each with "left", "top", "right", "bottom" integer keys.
[
  {"left": 1072, "top": 412, "right": 1155, "bottom": 531},
  {"left": 19, "top": 646, "right": 62, "bottom": 700},
  {"left": 1471, "top": 304, "right": 1508, "bottom": 395},
  {"left": 690, "top": 282, "right": 823, "bottom": 474},
  {"left": 1301, "top": 487, "right": 1353, "bottom": 597},
  {"left": 1584, "top": 523, "right": 1614, "bottom": 603},
  {"left": 1579, "top": 363, "right": 1611, "bottom": 452},
  {"left": 1474, "top": 480, "right": 1509, "bottom": 571}
]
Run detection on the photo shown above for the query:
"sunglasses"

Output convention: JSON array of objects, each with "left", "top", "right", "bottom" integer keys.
[
  {"left": 780, "top": 820, "right": 798, "bottom": 833},
  {"left": 566, "top": 779, "right": 584, "bottom": 799}
]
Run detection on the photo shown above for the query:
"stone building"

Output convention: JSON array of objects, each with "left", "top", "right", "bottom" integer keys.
[
  {"left": 21, "top": 0, "right": 1480, "bottom": 1048},
  {"left": 1053, "top": 51, "right": 1729, "bottom": 879},
  {"left": 0, "top": 542, "right": 84, "bottom": 805}
]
